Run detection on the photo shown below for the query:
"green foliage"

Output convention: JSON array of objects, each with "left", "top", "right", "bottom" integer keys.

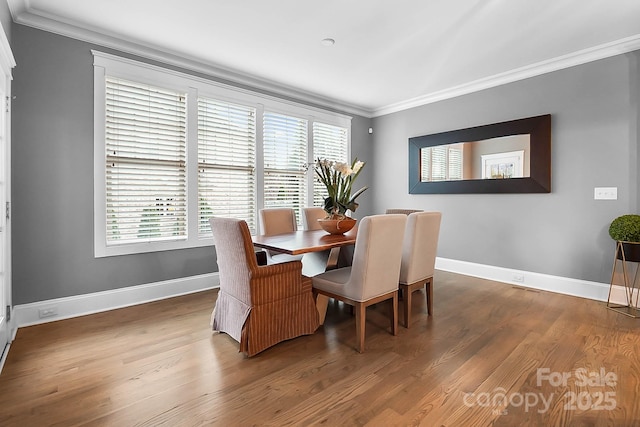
[{"left": 609, "top": 214, "right": 640, "bottom": 242}]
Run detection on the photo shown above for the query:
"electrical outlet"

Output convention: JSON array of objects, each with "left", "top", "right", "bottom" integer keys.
[
  {"left": 38, "top": 307, "right": 58, "bottom": 318},
  {"left": 594, "top": 187, "right": 617, "bottom": 200},
  {"left": 513, "top": 274, "right": 525, "bottom": 283}
]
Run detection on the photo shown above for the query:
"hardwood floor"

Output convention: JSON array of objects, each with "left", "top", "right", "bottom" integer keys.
[{"left": 1, "top": 271, "right": 639, "bottom": 426}]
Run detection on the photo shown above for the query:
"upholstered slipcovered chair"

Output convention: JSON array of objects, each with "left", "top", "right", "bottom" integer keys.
[
  {"left": 259, "top": 208, "right": 303, "bottom": 264},
  {"left": 209, "top": 217, "right": 319, "bottom": 356},
  {"left": 312, "top": 214, "right": 407, "bottom": 353},
  {"left": 399, "top": 211, "right": 442, "bottom": 327},
  {"left": 302, "top": 207, "right": 326, "bottom": 231}
]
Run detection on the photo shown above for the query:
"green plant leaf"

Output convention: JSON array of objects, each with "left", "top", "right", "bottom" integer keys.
[{"left": 609, "top": 214, "right": 640, "bottom": 242}]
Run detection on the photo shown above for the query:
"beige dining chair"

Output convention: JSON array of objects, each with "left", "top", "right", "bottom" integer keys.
[
  {"left": 399, "top": 211, "right": 442, "bottom": 327},
  {"left": 209, "top": 217, "right": 319, "bottom": 356},
  {"left": 385, "top": 208, "right": 423, "bottom": 215},
  {"left": 312, "top": 214, "right": 407, "bottom": 353},
  {"left": 259, "top": 208, "right": 303, "bottom": 264},
  {"left": 302, "top": 207, "right": 326, "bottom": 231}
]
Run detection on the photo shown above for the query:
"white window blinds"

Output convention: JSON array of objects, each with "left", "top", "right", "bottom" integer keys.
[
  {"left": 263, "top": 112, "right": 308, "bottom": 223},
  {"left": 431, "top": 146, "right": 447, "bottom": 181},
  {"left": 95, "top": 52, "right": 352, "bottom": 257},
  {"left": 312, "top": 122, "right": 348, "bottom": 207},
  {"left": 447, "top": 146, "right": 463, "bottom": 180},
  {"left": 420, "top": 144, "right": 464, "bottom": 182},
  {"left": 197, "top": 98, "right": 256, "bottom": 236},
  {"left": 420, "top": 148, "right": 431, "bottom": 182},
  {"left": 105, "top": 77, "right": 187, "bottom": 244}
]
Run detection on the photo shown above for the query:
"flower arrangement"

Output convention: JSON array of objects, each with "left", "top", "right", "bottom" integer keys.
[{"left": 314, "top": 158, "right": 367, "bottom": 219}]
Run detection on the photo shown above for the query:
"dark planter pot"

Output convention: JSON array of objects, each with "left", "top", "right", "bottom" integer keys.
[{"left": 616, "top": 241, "right": 640, "bottom": 262}]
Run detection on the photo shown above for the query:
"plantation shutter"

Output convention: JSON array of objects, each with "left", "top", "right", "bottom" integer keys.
[
  {"left": 105, "top": 77, "right": 187, "bottom": 244},
  {"left": 420, "top": 145, "right": 463, "bottom": 182},
  {"left": 431, "top": 146, "right": 447, "bottom": 181},
  {"left": 312, "top": 122, "right": 348, "bottom": 208},
  {"left": 263, "top": 112, "right": 308, "bottom": 224},
  {"left": 198, "top": 98, "right": 256, "bottom": 235},
  {"left": 420, "top": 148, "right": 431, "bottom": 182},
  {"left": 448, "top": 146, "right": 463, "bottom": 180}
]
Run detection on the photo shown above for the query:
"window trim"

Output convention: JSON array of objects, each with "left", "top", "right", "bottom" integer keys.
[{"left": 93, "top": 51, "right": 351, "bottom": 257}]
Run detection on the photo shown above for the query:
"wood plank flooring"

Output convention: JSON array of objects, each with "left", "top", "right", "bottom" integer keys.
[{"left": 1, "top": 271, "right": 639, "bottom": 426}]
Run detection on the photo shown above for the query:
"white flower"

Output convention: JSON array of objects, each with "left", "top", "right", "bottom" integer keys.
[
  {"left": 317, "top": 159, "right": 331, "bottom": 168},
  {"left": 334, "top": 162, "right": 352, "bottom": 176},
  {"left": 352, "top": 161, "right": 364, "bottom": 174}
]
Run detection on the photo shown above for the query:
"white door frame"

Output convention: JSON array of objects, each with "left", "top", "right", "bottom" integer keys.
[{"left": 0, "top": 21, "right": 15, "bottom": 371}]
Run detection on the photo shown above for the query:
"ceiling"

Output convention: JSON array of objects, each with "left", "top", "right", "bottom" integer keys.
[{"left": 8, "top": 0, "right": 640, "bottom": 117}]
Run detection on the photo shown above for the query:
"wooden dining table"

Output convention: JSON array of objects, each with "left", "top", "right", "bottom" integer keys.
[{"left": 252, "top": 227, "right": 357, "bottom": 324}]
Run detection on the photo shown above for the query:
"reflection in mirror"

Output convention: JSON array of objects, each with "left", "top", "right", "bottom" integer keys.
[
  {"left": 408, "top": 114, "right": 551, "bottom": 194},
  {"left": 419, "top": 134, "right": 531, "bottom": 182}
]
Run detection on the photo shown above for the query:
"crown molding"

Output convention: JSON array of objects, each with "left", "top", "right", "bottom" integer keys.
[
  {"left": 9, "top": 2, "right": 640, "bottom": 119},
  {"left": 0, "top": 20, "right": 15, "bottom": 75},
  {"left": 10, "top": 5, "right": 375, "bottom": 118},
  {"left": 373, "top": 34, "right": 640, "bottom": 117},
  {"left": 6, "top": 0, "right": 26, "bottom": 19}
]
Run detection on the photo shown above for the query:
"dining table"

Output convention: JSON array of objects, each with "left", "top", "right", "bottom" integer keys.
[{"left": 252, "top": 227, "right": 357, "bottom": 324}]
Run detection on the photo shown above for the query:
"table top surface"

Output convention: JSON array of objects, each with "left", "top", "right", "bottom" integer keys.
[{"left": 252, "top": 228, "right": 357, "bottom": 255}]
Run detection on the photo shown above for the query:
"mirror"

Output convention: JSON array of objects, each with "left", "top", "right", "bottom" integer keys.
[{"left": 409, "top": 114, "right": 551, "bottom": 194}]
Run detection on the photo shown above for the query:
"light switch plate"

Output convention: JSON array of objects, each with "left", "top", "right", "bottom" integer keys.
[{"left": 594, "top": 187, "right": 617, "bottom": 200}]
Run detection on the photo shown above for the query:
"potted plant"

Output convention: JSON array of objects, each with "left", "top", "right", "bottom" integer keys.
[
  {"left": 314, "top": 158, "right": 367, "bottom": 234},
  {"left": 609, "top": 214, "right": 640, "bottom": 262}
]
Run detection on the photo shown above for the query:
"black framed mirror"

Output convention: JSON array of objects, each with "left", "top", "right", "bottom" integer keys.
[{"left": 408, "top": 114, "right": 551, "bottom": 194}]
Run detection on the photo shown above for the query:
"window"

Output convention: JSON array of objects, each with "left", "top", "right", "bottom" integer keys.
[
  {"left": 312, "top": 122, "right": 349, "bottom": 208},
  {"left": 420, "top": 144, "right": 463, "bottom": 182},
  {"left": 447, "top": 146, "right": 463, "bottom": 180},
  {"left": 263, "top": 112, "right": 308, "bottom": 224},
  {"left": 94, "top": 52, "right": 350, "bottom": 257},
  {"left": 105, "top": 77, "right": 187, "bottom": 244},
  {"left": 198, "top": 98, "right": 256, "bottom": 235}
]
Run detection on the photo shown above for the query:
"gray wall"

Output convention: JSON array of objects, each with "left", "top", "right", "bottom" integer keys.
[
  {"left": 12, "top": 21, "right": 635, "bottom": 304},
  {"left": 10, "top": 24, "right": 371, "bottom": 305},
  {"left": 349, "top": 116, "right": 374, "bottom": 218},
  {"left": 372, "top": 51, "right": 640, "bottom": 284},
  {"left": 0, "top": 1, "right": 10, "bottom": 44}
]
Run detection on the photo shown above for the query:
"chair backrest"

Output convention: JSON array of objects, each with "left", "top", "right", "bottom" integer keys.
[
  {"left": 209, "top": 217, "right": 256, "bottom": 303},
  {"left": 347, "top": 214, "right": 407, "bottom": 301},
  {"left": 302, "top": 207, "right": 326, "bottom": 231},
  {"left": 259, "top": 208, "right": 298, "bottom": 236},
  {"left": 399, "top": 212, "right": 442, "bottom": 285},
  {"left": 385, "top": 209, "right": 423, "bottom": 215}
]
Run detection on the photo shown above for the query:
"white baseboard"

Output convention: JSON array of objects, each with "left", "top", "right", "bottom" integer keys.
[
  {"left": 434, "top": 257, "right": 627, "bottom": 303},
  {"left": 10, "top": 259, "right": 631, "bottom": 330},
  {"left": 13, "top": 272, "right": 220, "bottom": 328}
]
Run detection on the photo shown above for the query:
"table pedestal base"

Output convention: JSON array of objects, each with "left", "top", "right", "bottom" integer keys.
[{"left": 303, "top": 247, "right": 343, "bottom": 325}]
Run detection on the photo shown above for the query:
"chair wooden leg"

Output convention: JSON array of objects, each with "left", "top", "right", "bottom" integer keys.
[
  {"left": 391, "top": 292, "right": 398, "bottom": 336},
  {"left": 315, "top": 293, "right": 329, "bottom": 325},
  {"left": 400, "top": 284, "right": 410, "bottom": 328},
  {"left": 426, "top": 278, "right": 433, "bottom": 316},
  {"left": 355, "top": 302, "right": 366, "bottom": 353}
]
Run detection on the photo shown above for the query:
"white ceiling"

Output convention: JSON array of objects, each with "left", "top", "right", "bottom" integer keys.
[{"left": 8, "top": 0, "right": 640, "bottom": 117}]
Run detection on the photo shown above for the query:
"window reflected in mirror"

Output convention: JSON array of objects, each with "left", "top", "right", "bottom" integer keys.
[{"left": 419, "top": 134, "right": 531, "bottom": 182}]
